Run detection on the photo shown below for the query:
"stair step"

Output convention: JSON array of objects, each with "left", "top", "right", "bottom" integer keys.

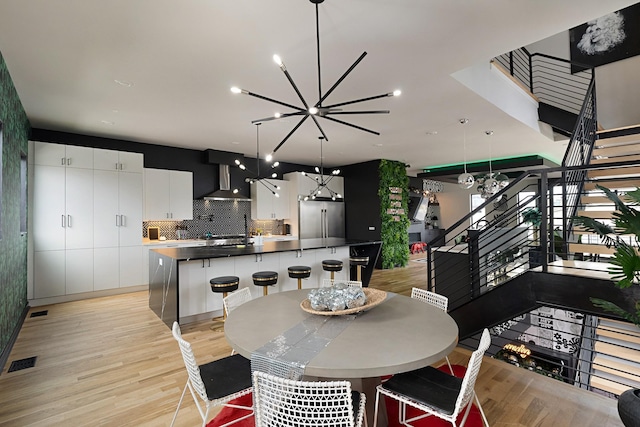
[
  {"left": 568, "top": 243, "right": 615, "bottom": 255},
  {"left": 595, "top": 133, "right": 640, "bottom": 148},
  {"left": 590, "top": 375, "right": 633, "bottom": 396},
  {"left": 590, "top": 154, "right": 640, "bottom": 165},
  {"left": 584, "top": 179, "right": 640, "bottom": 191},
  {"left": 576, "top": 210, "right": 615, "bottom": 219},
  {"left": 588, "top": 166, "right": 640, "bottom": 179},
  {"left": 592, "top": 144, "right": 640, "bottom": 158},
  {"left": 593, "top": 356, "right": 640, "bottom": 383},
  {"left": 595, "top": 341, "right": 640, "bottom": 362},
  {"left": 580, "top": 196, "right": 616, "bottom": 205},
  {"left": 597, "top": 326, "right": 640, "bottom": 346}
]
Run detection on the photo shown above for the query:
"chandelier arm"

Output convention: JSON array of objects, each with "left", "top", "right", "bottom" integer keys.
[
  {"left": 323, "top": 92, "right": 393, "bottom": 109},
  {"left": 327, "top": 110, "right": 390, "bottom": 115},
  {"left": 316, "top": 52, "right": 368, "bottom": 107},
  {"left": 281, "top": 68, "right": 311, "bottom": 110},
  {"left": 256, "top": 179, "right": 279, "bottom": 194},
  {"left": 309, "top": 115, "right": 329, "bottom": 142},
  {"left": 315, "top": 1, "right": 322, "bottom": 101},
  {"left": 244, "top": 90, "right": 305, "bottom": 112},
  {"left": 251, "top": 111, "right": 305, "bottom": 124},
  {"left": 321, "top": 115, "right": 380, "bottom": 135},
  {"left": 271, "top": 115, "right": 310, "bottom": 154}
]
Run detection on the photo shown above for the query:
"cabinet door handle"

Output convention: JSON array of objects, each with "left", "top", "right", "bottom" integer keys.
[
  {"left": 116, "top": 215, "right": 120, "bottom": 226},
  {"left": 61, "top": 158, "right": 66, "bottom": 166},
  {"left": 120, "top": 215, "right": 125, "bottom": 226},
  {"left": 67, "top": 215, "right": 72, "bottom": 228},
  {"left": 62, "top": 214, "right": 66, "bottom": 227},
  {"left": 67, "top": 158, "right": 71, "bottom": 166}
]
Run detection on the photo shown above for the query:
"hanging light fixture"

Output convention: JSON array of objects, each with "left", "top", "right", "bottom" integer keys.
[
  {"left": 235, "top": 123, "right": 281, "bottom": 197},
  {"left": 299, "top": 136, "right": 342, "bottom": 201},
  {"left": 230, "top": 0, "right": 401, "bottom": 159},
  {"left": 475, "top": 130, "right": 509, "bottom": 199},
  {"left": 457, "top": 118, "right": 475, "bottom": 189}
]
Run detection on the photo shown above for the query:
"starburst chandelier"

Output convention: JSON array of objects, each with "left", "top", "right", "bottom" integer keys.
[{"left": 230, "top": 0, "right": 401, "bottom": 160}]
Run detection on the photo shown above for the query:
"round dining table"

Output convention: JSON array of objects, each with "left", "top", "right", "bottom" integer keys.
[{"left": 224, "top": 289, "right": 459, "bottom": 427}]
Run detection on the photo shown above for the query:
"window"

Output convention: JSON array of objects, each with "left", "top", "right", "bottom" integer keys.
[{"left": 470, "top": 194, "right": 485, "bottom": 228}]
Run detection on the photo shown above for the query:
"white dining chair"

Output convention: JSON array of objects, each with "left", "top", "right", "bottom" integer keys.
[
  {"left": 170, "top": 322, "right": 253, "bottom": 427},
  {"left": 223, "top": 287, "right": 252, "bottom": 317},
  {"left": 252, "top": 370, "right": 367, "bottom": 427},
  {"left": 411, "top": 287, "right": 453, "bottom": 374},
  {"left": 373, "top": 329, "right": 491, "bottom": 427}
]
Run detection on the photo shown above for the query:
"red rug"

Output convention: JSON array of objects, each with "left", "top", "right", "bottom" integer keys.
[{"left": 207, "top": 365, "right": 483, "bottom": 427}]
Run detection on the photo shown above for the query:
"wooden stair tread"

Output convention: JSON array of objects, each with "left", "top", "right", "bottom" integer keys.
[
  {"left": 568, "top": 243, "right": 616, "bottom": 255},
  {"left": 580, "top": 195, "right": 617, "bottom": 205},
  {"left": 588, "top": 166, "right": 640, "bottom": 178},
  {"left": 590, "top": 375, "right": 635, "bottom": 396},
  {"left": 584, "top": 179, "right": 640, "bottom": 191},
  {"left": 594, "top": 133, "right": 640, "bottom": 147},
  {"left": 592, "top": 144, "right": 640, "bottom": 158},
  {"left": 593, "top": 356, "right": 640, "bottom": 382},
  {"left": 590, "top": 154, "right": 640, "bottom": 165},
  {"left": 576, "top": 210, "right": 615, "bottom": 219},
  {"left": 596, "top": 327, "right": 640, "bottom": 346},
  {"left": 595, "top": 341, "right": 640, "bottom": 362}
]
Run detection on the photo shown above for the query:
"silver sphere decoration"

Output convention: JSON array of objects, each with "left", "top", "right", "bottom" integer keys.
[
  {"left": 495, "top": 173, "right": 509, "bottom": 188},
  {"left": 484, "top": 177, "right": 498, "bottom": 194},
  {"left": 458, "top": 173, "right": 475, "bottom": 189}
]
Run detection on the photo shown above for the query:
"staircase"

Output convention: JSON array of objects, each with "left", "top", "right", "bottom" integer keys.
[
  {"left": 570, "top": 128, "right": 640, "bottom": 258},
  {"left": 592, "top": 318, "right": 640, "bottom": 395}
]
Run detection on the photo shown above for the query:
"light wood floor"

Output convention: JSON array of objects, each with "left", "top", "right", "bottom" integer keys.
[{"left": 0, "top": 253, "right": 623, "bottom": 426}]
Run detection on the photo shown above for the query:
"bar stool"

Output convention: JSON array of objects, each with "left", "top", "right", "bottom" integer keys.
[
  {"left": 252, "top": 271, "right": 278, "bottom": 296},
  {"left": 349, "top": 256, "right": 369, "bottom": 282},
  {"left": 288, "top": 265, "right": 311, "bottom": 290},
  {"left": 209, "top": 275, "right": 239, "bottom": 331},
  {"left": 321, "top": 259, "right": 343, "bottom": 281}
]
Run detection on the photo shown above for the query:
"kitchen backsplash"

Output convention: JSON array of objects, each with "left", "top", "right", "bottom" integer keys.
[{"left": 143, "top": 199, "right": 283, "bottom": 239}]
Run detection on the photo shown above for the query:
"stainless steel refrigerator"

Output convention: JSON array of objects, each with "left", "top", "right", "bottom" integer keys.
[{"left": 299, "top": 199, "right": 345, "bottom": 239}]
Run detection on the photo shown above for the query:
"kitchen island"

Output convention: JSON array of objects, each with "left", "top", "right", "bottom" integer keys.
[{"left": 148, "top": 238, "right": 381, "bottom": 327}]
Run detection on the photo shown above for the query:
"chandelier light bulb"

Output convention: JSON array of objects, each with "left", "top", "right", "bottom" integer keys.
[
  {"left": 272, "top": 161, "right": 280, "bottom": 168},
  {"left": 336, "top": 193, "right": 342, "bottom": 198},
  {"left": 393, "top": 89, "right": 402, "bottom": 97},
  {"left": 239, "top": 164, "right": 246, "bottom": 170},
  {"left": 309, "top": 107, "right": 319, "bottom": 115},
  {"left": 271, "top": 173, "right": 277, "bottom": 178},
  {"left": 266, "top": 153, "right": 273, "bottom": 162},
  {"left": 274, "top": 192, "right": 280, "bottom": 198},
  {"left": 332, "top": 169, "right": 340, "bottom": 175},
  {"left": 232, "top": 189, "right": 239, "bottom": 194},
  {"left": 331, "top": 195, "right": 336, "bottom": 201},
  {"left": 301, "top": 171, "right": 307, "bottom": 176},
  {"left": 274, "top": 112, "right": 281, "bottom": 118},
  {"left": 230, "top": 86, "right": 243, "bottom": 94}
]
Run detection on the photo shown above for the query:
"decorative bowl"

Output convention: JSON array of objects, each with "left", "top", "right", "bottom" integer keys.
[{"left": 300, "top": 288, "right": 387, "bottom": 316}]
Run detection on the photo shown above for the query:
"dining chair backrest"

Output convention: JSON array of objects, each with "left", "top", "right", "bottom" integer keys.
[
  {"left": 453, "top": 328, "right": 491, "bottom": 416},
  {"left": 172, "top": 321, "right": 208, "bottom": 403},
  {"left": 411, "top": 287, "right": 448, "bottom": 312},
  {"left": 252, "top": 370, "right": 365, "bottom": 427},
  {"left": 321, "top": 279, "right": 363, "bottom": 288},
  {"left": 223, "top": 287, "right": 252, "bottom": 317}
]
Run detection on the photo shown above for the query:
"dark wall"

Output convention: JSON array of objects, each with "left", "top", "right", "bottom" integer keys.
[
  {"left": 31, "top": 129, "right": 318, "bottom": 199},
  {"left": 341, "top": 160, "right": 381, "bottom": 241},
  {"left": 0, "top": 52, "right": 31, "bottom": 359}
]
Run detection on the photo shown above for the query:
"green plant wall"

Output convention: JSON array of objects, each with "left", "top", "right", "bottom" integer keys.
[
  {"left": 378, "top": 159, "right": 410, "bottom": 269},
  {"left": 0, "top": 51, "right": 30, "bottom": 357}
]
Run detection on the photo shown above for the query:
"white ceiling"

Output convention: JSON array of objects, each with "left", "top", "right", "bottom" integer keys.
[{"left": 0, "top": 0, "right": 637, "bottom": 175}]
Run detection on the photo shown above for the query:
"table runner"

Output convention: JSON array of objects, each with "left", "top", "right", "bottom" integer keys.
[{"left": 251, "top": 314, "right": 356, "bottom": 379}]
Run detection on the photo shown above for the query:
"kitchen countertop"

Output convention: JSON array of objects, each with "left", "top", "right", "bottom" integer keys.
[{"left": 150, "top": 238, "right": 381, "bottom": 261}]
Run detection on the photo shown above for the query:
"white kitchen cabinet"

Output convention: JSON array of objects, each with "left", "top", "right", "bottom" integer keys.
[
  {"left": 34, "top": 141, "right": 93, "bottom": 168},
  {"left": 251, "top": 179, "right": 290, "bottom": 219},
  {"left": 179, "top": 260, "right": 207, "bottom": 317},
  {"left": 234, "top": 253, "right": 280, "bottom": 298},
  {"left": 33, "top": 250, "right": 66, "bottom": 298},
  {"left": 204, "top": 257, "right": 237, "bottom": 314},
  {"left": 142, "top": 240, "right": 206, "bottom": 285},
  {"left": 65, "top": 249, "right": 94, "bottom": 294},
  {"left": 119, "top": 245, "right": 143, "bottom": 288},
  {"left": 144, "top": 168, "right": 193, "bottom": 220},
  {"left": 93, "top": 148, "right": 143, "bottom": 173},
  {"left": 278, "top": 249, "right": 316, "bottom": 290}
]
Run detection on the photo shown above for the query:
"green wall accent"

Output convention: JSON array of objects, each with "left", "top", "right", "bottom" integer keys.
[
  {"left": 0, "top": 51, "right": 30, "bottom": 356},
  {"left": 378, "top": 159, "right": 410, "bottom": 269}
]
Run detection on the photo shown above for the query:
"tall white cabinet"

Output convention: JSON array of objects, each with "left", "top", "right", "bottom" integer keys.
[
  {"left": 143, "top": 168, "right": 193, "bottom": 220},
  {"left": 251, "top": 179, "right": 290, "bottom": 219},
  {"left": 32, "top": 141, "right": 144, "bottom": 300}
]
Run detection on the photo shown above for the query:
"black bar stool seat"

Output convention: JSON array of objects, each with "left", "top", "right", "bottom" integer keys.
[
  {"left": 252, "top": 271, "right": 278, "bottom": 296},
  {"left": 209, "top": 276, "right": 239, "bottom": 324},
  {"left": 322, "top": 259, "right": 343, "bottom": 281},
  {"left": 288, "top": 265, "right": 311, "bottom": 289}
]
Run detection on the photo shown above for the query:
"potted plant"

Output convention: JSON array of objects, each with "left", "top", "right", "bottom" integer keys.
[{"left": 573, "top": 184, "right": 640, "bottom": 426}]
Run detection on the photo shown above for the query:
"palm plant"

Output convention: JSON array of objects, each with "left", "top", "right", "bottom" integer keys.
[{"left": 573, "top": 185, "right": 640, "bottom": 326}]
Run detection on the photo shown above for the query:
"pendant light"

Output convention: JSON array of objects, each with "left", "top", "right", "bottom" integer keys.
[
  {"left": 235, "top": 123, "right": 281, "bottom": 197},
  {"left": 457, "top": 118, "right": 475, "bottom": 189}
]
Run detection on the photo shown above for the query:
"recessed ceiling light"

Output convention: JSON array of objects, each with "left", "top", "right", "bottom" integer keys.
[
  {"left": 111, "top": 109, "right": 119, "bottom": 113},
  {"left": 114, "top": 79, "right": 133, "bottom": 87},
  {"left": 100, "top": 120, "right": 115, "bottom": 125},
  {"left": 231, "top": 141, "right": 240, "bottom": 145},
  {"left": 373, "top": 143, "right": 383, "bottom": 147},
  {"left": 425, "top": 131, "right": 438, "bottom": 135}
]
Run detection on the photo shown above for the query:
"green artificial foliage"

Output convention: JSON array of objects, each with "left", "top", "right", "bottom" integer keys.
[
  {"left": 378, "top": 160, "right": 410, "bottom": 269},
  {"left": 574, "top": 184, "right": 640, "bottom": 326}
]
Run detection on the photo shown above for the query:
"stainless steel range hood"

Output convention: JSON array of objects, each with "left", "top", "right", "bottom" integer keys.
[{"left": 202, "top": 164, "right": 251, "bottom": 201}]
